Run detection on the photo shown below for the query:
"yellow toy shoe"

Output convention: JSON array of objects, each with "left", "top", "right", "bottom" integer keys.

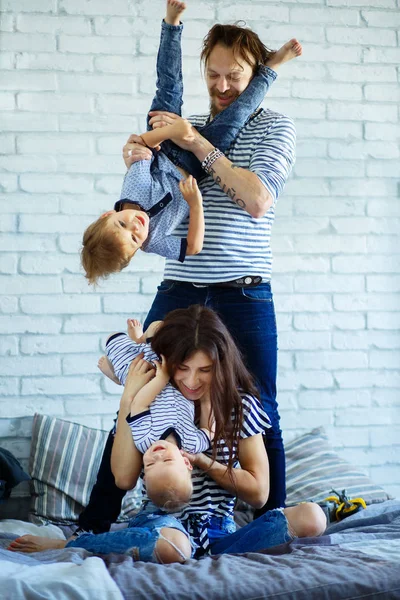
[{"left": 324, "top": 489, "right": 367, "bottom": 522}]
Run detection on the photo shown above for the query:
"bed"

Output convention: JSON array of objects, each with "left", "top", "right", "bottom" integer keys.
[{"left": 0, "top": 414, "right": 399, "bottom": 600}]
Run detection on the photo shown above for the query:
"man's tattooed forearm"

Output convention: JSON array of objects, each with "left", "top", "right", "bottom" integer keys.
[{"left": 209, "top": 169, "right": 246, "bottom": 208}]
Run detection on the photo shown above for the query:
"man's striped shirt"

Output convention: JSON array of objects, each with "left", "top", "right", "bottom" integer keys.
[{"left": 164, "top": 108, "right": 296, "bottom": 283}]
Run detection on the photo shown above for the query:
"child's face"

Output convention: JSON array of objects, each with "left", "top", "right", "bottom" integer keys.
[
  {"left": 143, "top": 441, "right": 192, "bottom": 501},
  {"left": 105, "top": 209, "right": 149, "bottom": 255}
]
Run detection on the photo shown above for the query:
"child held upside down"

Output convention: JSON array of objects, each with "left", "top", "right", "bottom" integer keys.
[
  {"left": 99, "top": 317, "right": 213, "bottom": 510},
  {"left": 81, "top": 0, "right": 302, "bottom": 285}
]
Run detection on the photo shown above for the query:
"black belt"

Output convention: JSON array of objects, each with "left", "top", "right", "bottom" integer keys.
[{"left": 164, "top": 276, "right": 263, "bottom": 289}]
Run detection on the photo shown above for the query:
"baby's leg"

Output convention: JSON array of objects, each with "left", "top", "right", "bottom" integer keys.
[
  {"left": 267, "top": 39, "right": 302, "bottom": 71},
  {"left": 98, "top": 355, "right": 121, "bottom": 385},
  {"left": 147, "top": 0, "right": 186, "bottom": 130}
]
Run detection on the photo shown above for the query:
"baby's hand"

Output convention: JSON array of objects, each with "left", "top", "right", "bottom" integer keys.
[
  {"left": 121, "top": 354, "right": 155, "bottom": 406},
  {"left": 179, "top": 176, "right": 202, "bottom": 207},
  {"left": 153, "top": 355, "right": 170, "bottom": 387}
]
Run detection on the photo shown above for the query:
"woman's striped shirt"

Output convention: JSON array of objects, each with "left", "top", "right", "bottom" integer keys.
[{"left": 164, "top": 108, "right": 296, "bottom": 283}]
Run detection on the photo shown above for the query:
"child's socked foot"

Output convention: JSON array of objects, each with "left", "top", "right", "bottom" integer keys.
[
  {"left": 165, "top": 0, "right": 186, "bottom": 26},
  {"left": 267, "top": 39, "right": 302, "bottom": 71},
  {"left": 127, "top": 318, "right": 144, "bottom": 343},
  {"left": 98, "top": 355, "right": 121, "bottom": 385}
]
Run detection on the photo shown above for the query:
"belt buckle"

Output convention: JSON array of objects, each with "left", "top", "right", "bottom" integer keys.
[
  {"left": 235, "top": 276, "right": 262, "bottom": 287},
  {"left": 192, "top": 283, "right": 207, "bottom": 288}
]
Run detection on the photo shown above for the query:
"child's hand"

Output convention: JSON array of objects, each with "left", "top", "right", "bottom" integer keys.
[
  {"left": 179, "top": 176, "right": 202, "bottom": 207},
  {"left": 121, "top": 354, "right": 155, "bottom": 407},
  {"left": 153, "top": 355, "right": 170, "bottom": 387},
  {"left": 169, "top": 117, "right": 196, "bottom": 145}
]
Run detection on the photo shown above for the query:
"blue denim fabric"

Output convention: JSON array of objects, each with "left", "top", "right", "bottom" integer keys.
[
  {"left": 209, "top": 509, "right": 292, "bottom": 555},
  {"left": 67, "top": 502, "right": 197, "bottom": 562},
  {"left": 149, "top": 21, "right": 277, "bottom": 180},
  {"left": 143, "top": 281, "right": 286, "bottom": 510}
]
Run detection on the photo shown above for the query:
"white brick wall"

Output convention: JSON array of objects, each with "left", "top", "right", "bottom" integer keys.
[{"left": 0, "top": 0, "right": 399, "bottom": 500}]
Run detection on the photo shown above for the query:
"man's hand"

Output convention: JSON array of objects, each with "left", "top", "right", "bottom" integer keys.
[
  {"left": 120, "top": 354, "right": 155, "bottom": 409},
  {"left": 179, "top": 175, "right": 202, "bottom": 208},
  {"left": 122, "top": 134, "right": 155, "bottom": 169}
]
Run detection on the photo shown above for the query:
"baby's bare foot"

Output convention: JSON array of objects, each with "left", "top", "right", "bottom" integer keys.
[
  {"left": 98, "top": 355, "right": 121, "bottom": 385},
  {"left": 267, "top": 39, "right": 302, "bottom": 70},
  {"left": 7, "top": 535, "right": 67, "bottom": 553},
  {"left": 165, "top": 0, "right": 186, "bottom": 26},
  {"left": 127, "top": 318, "right": 144, "bottom": 343}
]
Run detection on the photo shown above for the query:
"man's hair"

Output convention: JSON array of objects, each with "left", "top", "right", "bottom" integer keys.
[
  {"left": 201, "top": 22, "right": 275, "bottom": 72},
  {"left": 81, "top": 216, "right": 131, "bottom": 285}
]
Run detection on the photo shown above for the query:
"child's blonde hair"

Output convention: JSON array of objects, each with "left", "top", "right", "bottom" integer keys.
[{"left": 81, "top": 216, "right": 132, "bottom": 285}]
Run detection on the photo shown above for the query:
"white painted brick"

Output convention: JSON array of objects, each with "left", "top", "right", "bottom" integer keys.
[
  {"left": 274, "top": 217, "right": 328, "bottom": 235},
  {"left": 370, "top": 426, "right": 400, "bottom": 446},
  {"left": 294, "top": 198, "right": 366, "bottom": 217},
  {"left": 0, "top": 14, "right": 14, "bottom": 31},
  {"left": 278, "top": 294, "right": 332, "bottom": 313},
  {"left": 333, "top": 255, "right": 400, "bottom": 274},
  {"left": 328, "top": 102, "right": 397, "bottom": 122},
  {"left": 279, "top": 331, "right": 331, "bottom": 351},
  {"left": 295, "top": 235, "right": 366, "bottom": 254},
  {"left": 370, "top": 350, "right": 400, "bottom": 369},
  {"left": 0, "top": 52, "right": 15, "bottom": 70},
  {"left": 337, "top": 370, "right": 400, "bottom": 389},
  {"left": 21, "top": 334, "right": 99, "bottom": 355},
  {"left": 0, "top": 297, "right": 18, "bottom": 313},
  {"left": 363, "top": 47, "right": 400, "bottom": 64},
  {"left": 16, "top": 52, "right": 93, "bottom": 72},
  {"left": 94, "top": 55, "right": 136, "bottom": 75},
  {"left": 20, "top": 174, "right": 93, "bottom": 194},
  {"left": 0, "top": 356, "right": 61, "bottom": 376},
  {"left": 1, "top": 71, "right": 57, "bottom": 91},
  {"left": 274, "top": 255, "right": 330, "bottom": 273},
  {"left": 327, "top": 26, "right": 396, "bottom": 46},
  {"left": 58, "top": 235, "right": 83, "bottom": 254},
  {"left": 294, "top": 313, "right": 366, "bottom": 331},
  {"left": 329, "top": 141, "right": 399, "bottom": 160},
  {"left": 63, "top": 353, "right": 100, "bottom": 375},
  {"left": 327, "top": 0, "right": 395, "bottom": 6},
  {"left": 368, "top": 236, "right": 399, "bottom": 255},
  {"left": 365, "top": 123, "right": 400, "bottom": 142},
  {"left": 0, "top": 249, "right": 16, "bottom": 279},
  {"left": 280, "top": 409, "right": 334, "bottom": 430},
  {"left": 17, "top": 92, "right": 94, "bottom": 114},
  {"left": 0, "top": 113, "right": 58, "bottom": 132},
  {"left": 294, "top": 274, "right": 365, "bottom": 293},
  {"left": 57, "top": 155, "right": 122, "bottom": 175},
  {"left": 330, "top": 178, "right": 396, "bottom": 197},
  {"left": 295, "top": 120, "right": 362, "bottom": 140},
  {"left": 58, "top": 73, "right": 132, "bottom": 94},
  {"left": 0, "top": 335, "right": 19, "bottom": 356},
  {"left": 66, "top": 414, "right": 104, "bottom": 429},
  {"left": 302, "top": 44, "right": 362, "bottom": 64},
  {"left": 64, "top": 315, "right": 134, "bottom": 334},
  {"left": 59, "top": 0, "right": 137, "bottom": 17},
  {"left": 17, "top": 14, "right": 90, "bottom": 34},
  {"left": 0, "top": 214, "right": 17, "bottom": 232},
  {"left": 370, "top": 465, "right": 400, "bottom": 486},
  {"left": 367, "top": 275, "right": 400, "bottom": 292},
  {"left": 64, "top": 398, "right": 119, "bottom": 415},
  {"left": 0, "top": 275, "right": 61, "bottom": 295},
  {"left": 21, "top": 376, "right": 100, "bottom": 396},
  {"left": 1, "top": 196, "right": 59, "bottom": 215},
  {"left": 368, "top": 313, "right": 400, "bottom": 330},
  {"left": 97, "top": 94, "right": 152, "bottom": 117},
  {"left": 59, "top": 114, "right": 137, "bottom": 133},
  {"left": 96, "top": 135, "right": 125, "bottom": 155},
  {"left": 217, "top": 4, "right": 289, "bottom": 21},
  {"left": 0, "top": 156, "right": 56, "bottom": 173},
  {"left": 298, "top": 389, "right": 370, "bottom": 410},
  {"left": 19, "top": 213, "right": 93, "bottom": 234},
  {"left": 258, "top": 24, "right": 326, "bottom": 44},
  {"left": 0, "top": 93, "right": 15, "bottom": 110},
  {"left": 330, "top": 64, "right": 397, "bottom": 83},
  {"left": 335, "top": 293, "right": 400, "bottom": 312},
  {"left": 0, "top": 33, "right": 55, "bottom": 52},
  {"left": 59, "top": 34, "right": 135, "bottom": 55},
  {"left": 94, "top": 175, "right": 123, "bottom": 194},
  {"left": 266, "top": 99, "right": 326, "bottom": 120},
  {"left": 297, "top": 351, "right": 368, "bottom": 370},
  {"left": 0, "top": 397, "right": 64, "bottom": 419},
  {"left": 367, "top": 161, "right": 400, "bottom": 178},
  {"left": 103, "top": 294, "right": 153, "bottom": 314},
  {"left": 292, "top": 7, "right": 361, "bottom": 24},
  {"left": 59, "top": 195, "right": 109, "bottom": 215},
  {"left": 20, "top": 254, "right": 79, "bottom": 275},
  {"left": 0, "top": 379, "right": 19, "bottom": 396},
  {"left": 93, "top": 17, "right": 135, "bottom": 37},
  {"left": 336, "top": 406, "right": 396, "bottom": 426},
  {"left": 0, "top": 175, "right": 17, "bottom": 192},
  {"left": 295, "top": 159, "right": 364, "bottom": 178},
  {"left": 332, "top": 217, "right": 399, "bottom": 235},
  {"left": 292, "top": 81, "right": 361, "bottom": 101},
  {"left": 0, "top": 417, "right": 33, "bottom": 438},
  {"left": 280, "top": 370, "right": 334, "bottom": 389},
  {"left": 361, "top": 9, "right": 400, "bottom": 27},
  {"left": 0, "top": 438, "right": 31, "bottom": 460},
  {"left": 0, "top": 134, "right": 15, "bottom": 154},
  {"left": 0, "top": 316, "right": 61, "bottom": 334},
  {"left": 0, "top": 233, "right": 56, "bottom": 252},
  {"left": 17, "top": 134, "right": 92, "bottom": 155},
  {"left": 364, "top": 84, "right": 400, "bottom": 103},
  {"left": 273, "top": 275, "right": 294, "bottom": 294},
  {"left": 295, "top": 141, "right": 327, "bottom": 158},
  {"left": 20, "top": 294, "right": 101, "bottom": 315},
  {"left": 1, "top": 0, "right": 56, "bottom": 11}
]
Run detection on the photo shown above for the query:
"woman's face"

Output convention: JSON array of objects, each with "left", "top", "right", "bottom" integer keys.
[{"left": 173, "top": 350, "right": 213, "bottom": 402}]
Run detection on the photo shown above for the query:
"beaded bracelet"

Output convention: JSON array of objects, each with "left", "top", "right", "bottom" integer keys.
[{"left": 201, "top": 147, "right": 224, "bottom": 174}]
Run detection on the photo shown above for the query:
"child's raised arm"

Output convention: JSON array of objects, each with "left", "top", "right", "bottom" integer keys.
[
  {"left": 179, "top": 175, "right": 204, "bottom": 256},
  {"left": 129, "top": 356, "right": 170, "bottom": 417}
]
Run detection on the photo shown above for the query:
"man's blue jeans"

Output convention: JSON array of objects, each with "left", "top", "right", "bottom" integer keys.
[
  {"left": 143, "top": 281, "right": 285, "bottom": 511},
  {"left": 149, "top": 21, "right": 277, "bottom": 179}
]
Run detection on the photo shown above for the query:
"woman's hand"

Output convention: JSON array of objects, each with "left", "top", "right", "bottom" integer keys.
[
  {"left": 181, "top": 450, "right": 213, "bottom": 471},
  {"left": 120, "top": 354, "right": 155, "bottom": 409},
  {"left": 122, "top": 134, "right": 156, "bottom": 169}
]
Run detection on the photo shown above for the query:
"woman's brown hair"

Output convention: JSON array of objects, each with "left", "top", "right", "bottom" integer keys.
[
  {"left": 150, "top": 305, "right": 260, "bottom": 471},
  {"left": 201, "top": 22, "right": 275, "bottom": 72}
]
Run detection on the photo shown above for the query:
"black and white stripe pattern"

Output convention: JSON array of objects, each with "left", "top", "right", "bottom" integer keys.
[{"left": 164, "top": 108, "right": 296, "bottom": 283}]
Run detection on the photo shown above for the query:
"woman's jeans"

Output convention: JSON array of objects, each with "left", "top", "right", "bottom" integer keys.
[
  {"left": 70, "top": 505, "right": 291, "bottom": 562},
  {"left": 149, "top": 21, "right": 277, "bottom": 179}
]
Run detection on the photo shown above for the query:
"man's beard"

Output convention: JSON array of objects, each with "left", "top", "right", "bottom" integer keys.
[{"left": 209, "top": 89, "right": 239, "bottom": 117}]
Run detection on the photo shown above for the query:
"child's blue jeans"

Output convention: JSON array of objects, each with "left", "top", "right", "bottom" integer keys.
[
  {"left": 67, "top": 502, "right": 291, "bottom": 563},
  {"left": 149, "top": 20, "right": 277, "bottom": 179}
]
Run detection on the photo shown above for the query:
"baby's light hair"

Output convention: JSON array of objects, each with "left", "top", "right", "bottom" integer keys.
[
  {"left": 147, "top": 476, "right": 193, "bottom": 513},
  {"left": 81, "top": 216, "right": 132, "bottom": 285}
]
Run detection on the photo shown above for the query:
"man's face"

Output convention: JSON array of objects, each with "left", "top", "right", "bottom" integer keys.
[{"left": 206, "top": 43, "right": 255, "bottom": 117}]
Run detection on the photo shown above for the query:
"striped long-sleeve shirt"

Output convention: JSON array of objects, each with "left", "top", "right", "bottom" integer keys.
[{"left": 164, "top": 108, "right": 296, "bottom": 283}]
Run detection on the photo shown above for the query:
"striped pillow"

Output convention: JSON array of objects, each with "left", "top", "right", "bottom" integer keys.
[
  {"left": 29, "top": 414, "right": 142, "bottom": 525},
  {"left": 285, "top": 426, "right": 392, "bottom": 506}
]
